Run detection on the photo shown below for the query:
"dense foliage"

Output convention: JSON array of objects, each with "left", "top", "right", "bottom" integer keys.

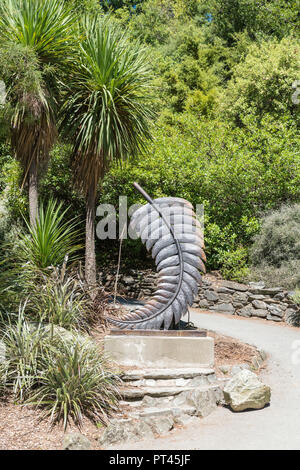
[{"left": 0, "top": 0, "right": 300, "bottom": 284}]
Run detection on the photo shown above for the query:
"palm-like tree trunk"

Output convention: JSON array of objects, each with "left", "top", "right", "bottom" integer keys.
[
  {"left": 85, "top": 184, "right": 97, "bottom": 286},
  {"left": 28, "top": 159, "right": 38, "bottom": 226}
]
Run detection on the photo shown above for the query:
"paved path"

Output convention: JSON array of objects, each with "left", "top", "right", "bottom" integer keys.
[{"left": 110, "top": 310, "right": 300, "bottom": 450}]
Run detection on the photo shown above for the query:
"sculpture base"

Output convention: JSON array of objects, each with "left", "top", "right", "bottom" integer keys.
[{"left": 104, "top": 330, "right": 214, "bottom": 368}]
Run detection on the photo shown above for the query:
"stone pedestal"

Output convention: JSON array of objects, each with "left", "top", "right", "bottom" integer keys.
[{"left": 104, "top": 330, "right": 214, "bottom": 368}]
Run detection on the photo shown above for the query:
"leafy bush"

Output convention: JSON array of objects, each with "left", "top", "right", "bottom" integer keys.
[
  {"left": 248, "top": 204, "right": 300, "bottom": 289},
  {"left": 250, "top": 204, "right": 300, "bottom": 268},
  {"left": 99, "top": 114, "right": 299, "bottom": 279},
  {"left": 0, "top": 309, "right": 120, "bottom": 428},
  {"left": 247, "top": 260, "right": 300, "bottom": 290},
  {"left": 222, "top": 37, "right": 300, "bottom": 125},
  {"left": 292, "top": 289, "right": 300, "bottom": 305}
]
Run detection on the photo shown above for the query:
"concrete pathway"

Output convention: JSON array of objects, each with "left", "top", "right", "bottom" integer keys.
[{"left": 109, "top": 310, "right": 300, "bottom": 450}]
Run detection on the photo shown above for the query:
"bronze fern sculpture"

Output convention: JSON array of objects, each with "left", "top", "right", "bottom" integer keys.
[{"left": 107, "top": 183, "right": 206, "bottom": 330}]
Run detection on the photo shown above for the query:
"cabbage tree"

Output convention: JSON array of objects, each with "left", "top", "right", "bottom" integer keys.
[
  {"left": 61, "top": 17, "right": 154, "bottom": 286},
  {"left": 0, "top": 0, "right": 75, "bottom": 225}
]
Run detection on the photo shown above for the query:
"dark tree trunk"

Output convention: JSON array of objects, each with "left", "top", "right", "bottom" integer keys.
[
  {"left": 85, "top": 184, "right": 97, "bottom": 287},
  {"left": 28, "top": 160, "right": 38, "bottom": 226}
]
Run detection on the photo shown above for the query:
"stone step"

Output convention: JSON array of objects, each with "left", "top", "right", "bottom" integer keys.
[
  {"left": 121, "top": 383, "right": 220, "bottom": 400},
  {"left": 129, "top": 405, "right": 196, "bottom": 420},
  {"left": 123, "top": 374, "right": 217, "bottom": 388},
  {"left": 120, "top": 367, "right": 215, "bottom": 382}
]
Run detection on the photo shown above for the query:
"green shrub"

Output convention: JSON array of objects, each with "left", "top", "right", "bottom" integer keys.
[
  {"left": 250, "top": 204, "right": 300, "bottom": 268},
  {"left": 29, "top": 269, "right": 90, "bottom": 331},
  {"left": 28, "top": 338, "right": 120, "bottom": 429},
  {"left": 0, "top": 309, "right": 120, "bottom": 428},
  {"left": 99, "top": 114, "right": 299, "bottom": 277},
  {"left": 1, "top": 306, "right": 48, "bottom": 401},
  {"left": 0, "top": 199, "right": 83, "bottom": 313},
  {"left": 222, "top": 37, "right": 300, "bottom": 125},
  {"left": 248, "top": 204, "right": 300, "bottom": 289},
  {"left": 218, "top": 246, "right": 249, "bottom": 282},
  {"left": 292, "top": 289, "right": 300, "bottom": 305}
]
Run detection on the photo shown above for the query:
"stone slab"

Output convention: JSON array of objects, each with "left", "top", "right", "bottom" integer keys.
[
  {"left": 121, "top": 367, "right": 215, "bottom": 381},
  {"left": 104, "top": 335, "right": 214, "bottom": 368}
]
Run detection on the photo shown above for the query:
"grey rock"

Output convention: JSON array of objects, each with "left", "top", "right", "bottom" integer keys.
[
  {"left": 218, "top": 293, "right": 232, "bottom": 303},
  {"left": 175, "top": 387, "right": 222, "bottom": 417},
  {"left": 173, "top": 413, "right": 198, "bottom": 426},
  {"left": 204, "top": 290, "right": 219, "bottom": 302},
  {"left": 219, "top": 365, "right": 231, "bottom": 375},
  {"left": 211, "top": 303, "right": 235, "bottom": 314},
  {"left": 123, "top": 276, "right": 135, "bottom": 285},
  {"left": 224, "top": 370, "right": 271, "bottom": 411},
  {"left": 100, "top": 418, "right": 154, "bottom": 446},
  {"left": 143, "top": 414, "right": 174, "bottom": 435},
  {"left": 249, "top": 281, "right": 265, "bottom": 289},
  {"left": 251, "top": 308, "right": 268, "bottom": 318},
  {"left": 221, "top": 280, "right": 248, "bottom": 292},
  {"left": 267, "top": 305, "right": 284, "bottom": 318},
  {"left": 231, "top": 363, "right": 251, "bottom": 375},
  {"left": 216, "top": 287, "right": 234, "bottom": 294},
  {"left": 267, "top": 314, "right": 282, "bottom": 322},
  {"left": 122, "top": 385, "right": 192, "bottom": 399},
  {"left": 63, "top": 432, "right": 91, "bottom": 450},
  {"left": 199, "top": 299, "right": 209, "bottom": 308},
  {"left": 252, "top": 300, "right": 267, "bottom": 309},
  {"left": 250, "top": 287, "right": 283, "bottom": 296},
  {"left": 248, "top": 294, "right": 266, "bottom": 301},
  {"left": 238, "top": 306, "right": 252, "bottom": 317},
  {"left": 233, "top": 292, "right": 248, "bottom": 303},
  {"left": 274, "top": 292, "right": 285, "bottom": 300}
]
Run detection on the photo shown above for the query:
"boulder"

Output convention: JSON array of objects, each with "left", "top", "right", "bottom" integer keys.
[
  {"left": 238, "top": 306, "right": 252, "bottom": 317},
  {"left": 199, "top": 299, "right": 209, "bottom": 308},
  {"left": 230, "top": 363, "right": 251, "bottom": 375},
  {"left": 143, "top": 414, "right": 174, "bottom": 435},
  {"left": 100, "top": 418, "right": 154, "bottom": 446},
  {"left": 251, "top": 308, "right": 268, "bottom": 318},
  {"left": 63, "top": 432, "right": 91, "bottom": 450},
  {"left": 267, "top": 305, "right": 284, "bottom": 318},
  {"left": 221, "top": 280, "right": 248, "bottom": 292},
  {"left": 211, "top": 303, "right": 235, "bottom": 314},
  {"left": 267, "top": 314, "right": 282, "bottom": 322},
  {"left": 174, "top": 386, "right": 223, "bottom": 417},
  {"left": 224, "top": 370, "right": 271, "bottom": 411},
  {"left": 252, "top": 300, "right": 267, "bottom": 310},
  {"left": 204, "top": 290, "right": 219, "bottom": 302}
]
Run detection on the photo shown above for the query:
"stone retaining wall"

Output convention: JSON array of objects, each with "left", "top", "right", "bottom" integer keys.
[{"left": 100, "top": 270, "right": 299, "bottom": 324}]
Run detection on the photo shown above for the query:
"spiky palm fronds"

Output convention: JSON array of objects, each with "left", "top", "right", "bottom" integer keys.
[
  {"left": 60, "top": 16, "right": 155, "bottom": 285},
  {"left": 61, "top": 16, "right": 155, "bottom": 196},
  {"left": 19, "top": 198, "right": 82, "bottom": 270},
  {"left": 0, "top": 0, "right": 76, "bottom": 222}
]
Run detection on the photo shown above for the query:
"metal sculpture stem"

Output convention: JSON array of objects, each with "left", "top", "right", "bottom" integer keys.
[{"left": 107, "top": 182, "right": 184, "bottom": 326}]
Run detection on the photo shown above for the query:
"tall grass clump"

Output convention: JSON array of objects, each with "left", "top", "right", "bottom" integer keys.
[
  {"left": 29, "top": 268, "right": 90, "bottom": 331},
  {"left": 28, "top": 339, "right": 120, "bottom": 429},
  {"left": 0, "top": 309, "right": 120, "bottom": 428}
]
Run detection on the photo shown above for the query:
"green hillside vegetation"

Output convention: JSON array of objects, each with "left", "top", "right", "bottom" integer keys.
[{"left": 1, "top": 0, "right": 300, "bottom": 285}]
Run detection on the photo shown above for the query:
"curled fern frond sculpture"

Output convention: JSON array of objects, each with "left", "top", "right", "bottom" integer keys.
[{"left": 107, "top": 183, "right": 206, "bottom": 330}]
